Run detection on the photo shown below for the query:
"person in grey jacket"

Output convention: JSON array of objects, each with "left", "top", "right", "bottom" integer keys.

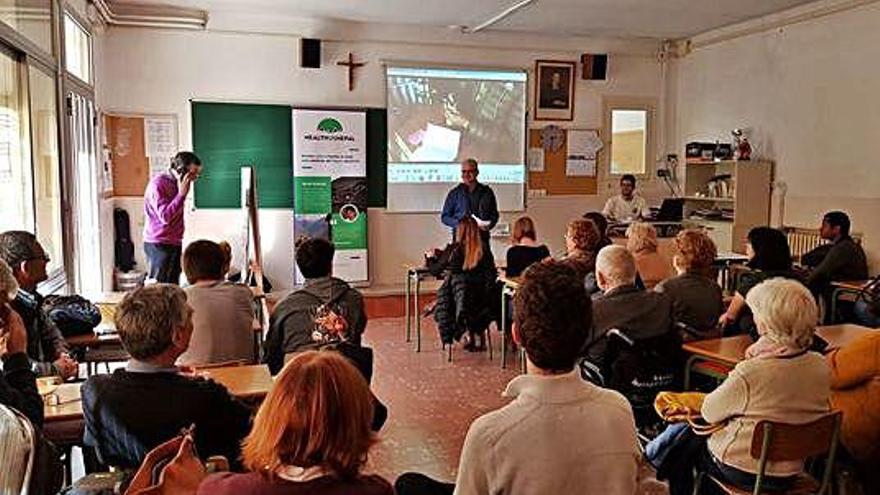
[
  {"left": 0, "top": 231, "right": 77, "bottom": 379},
  {"left": 263, "top": 238, "right": 366, "bottom": 375}
]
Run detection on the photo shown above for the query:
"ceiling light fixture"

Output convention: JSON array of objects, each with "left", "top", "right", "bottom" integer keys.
[{"left": 460, "top": 0, "right": 537, "bottom": 34}]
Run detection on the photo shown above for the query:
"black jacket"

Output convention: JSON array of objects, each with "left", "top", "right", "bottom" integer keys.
[
  {"left": 428, "top": 243, "right": 499, "bottom": 343},
  {"left": 441, "top": 183, "right": 499, "bottom": 243},
  {"left": 0, "top": 352, "right": 43, "bottom": 427},
  {"left": 82, "top": 369, "right": 251, "bottom": 469},
  {"left": 264, "top": 277, "right": 366, "bottom": 375}
]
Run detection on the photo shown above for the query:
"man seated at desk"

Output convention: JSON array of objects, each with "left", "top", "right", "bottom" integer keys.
[
  {"left": 801, "top": 211, "right": 868, "bottom": 321},
  {"left": 602, "top": 174, "right": 649, "bottom": 222}
]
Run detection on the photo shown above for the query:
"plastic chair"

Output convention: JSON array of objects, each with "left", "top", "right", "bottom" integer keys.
[
  {"left": 0, "top": 404, "right": 36, "bottom": 495},
  {"left": 695, "top": 411, "right": 842, "bottom": 495}
]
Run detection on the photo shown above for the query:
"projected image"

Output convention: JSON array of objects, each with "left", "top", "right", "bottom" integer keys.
[
  {"left": 387, "top": 67, "right": 525, "bottom": 165},
  {"left": 386, "top": 67, "right": 527, "bottom": 212}
]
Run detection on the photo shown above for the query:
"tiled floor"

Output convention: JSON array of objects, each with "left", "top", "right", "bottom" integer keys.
[{"left": 363, "top": 317, "right": 520, "bottom": 483}]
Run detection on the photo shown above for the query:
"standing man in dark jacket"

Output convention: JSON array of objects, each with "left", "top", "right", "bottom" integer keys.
[{"left": 440, "top": 159, "right": 499, "bottom": 248}]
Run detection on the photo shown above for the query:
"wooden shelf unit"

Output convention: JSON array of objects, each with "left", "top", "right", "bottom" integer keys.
[{"left": 681, "top": 160, "right": 773, "bottom": 253}]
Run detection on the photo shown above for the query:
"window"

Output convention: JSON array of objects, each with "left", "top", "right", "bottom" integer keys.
[
  {"left": 610, "top": 109, "right": 648, "bottom": 176},
  {"left": 28, "top": 65, "right": 63, "bottom": 276},
  {"left": 0, "top": 48, "right": 33, "bottom": 233},
  {"left": 0, "top": 0, "right": 53, "bottom": 55},
  {"left": 64, "top": 13, "right": 90, "bottom": 83}
]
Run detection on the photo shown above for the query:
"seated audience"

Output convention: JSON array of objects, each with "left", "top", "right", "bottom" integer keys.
[
  {"left": 82, "top": 284, "right": 251, "bottom": 469},
  {"left": 562, "top": 218, "right": 601, "bottom": 289},
  {"left": 625, "top": 222, "right": 672, "bottom": 289},
  {"left": 504, "top": 216, "right": 550, "bottom": 278},
  {"left": 657, "top": 278, "right": 831, "bottom": 495},
  {"left": 395, "top": 260, "right": 641, "bottom": 495},
  {"left": 177, "top": 240, "right": 255, "bottom": 366},
  {"left": 583, "top": 211, "right": 612, "bottom": 251},
  {"left": 198, "top": 351, "right": 393, "bottom": 495},
  {"left": 426, "top": 217, "right": 497, "bottom": 349},
  {"left": 0, "top": 231, "right": 78, "bottom": 379},
  {"left": 802, "top": 211, "right": 868, "bottom": 289},
  {"left": 826, "top": 331, "right": 880, "bottom": 491},
  {"left": 264, "top": 238, "right": 367, "bottom": 374},
  {"left": 583, "top": 245, "right": 674, "bottom": 368},
  {"left": 0, "top": 259, "right": 42, "bottom": 427},
  {"left": 655, "top": 230, "right": 723, "bottom": 340},
  {"left": 718, "top": 227, "right": 803, "bottom": 337}
]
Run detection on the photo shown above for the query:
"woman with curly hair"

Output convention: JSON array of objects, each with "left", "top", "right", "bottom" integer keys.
[{"left": 625, "top": 222, "right": 673, "bottom": 289}]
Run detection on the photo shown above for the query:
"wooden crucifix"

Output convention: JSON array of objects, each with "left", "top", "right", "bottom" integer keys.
[{"left": 336, "top": 52, "right": 366, "bottom": 91}]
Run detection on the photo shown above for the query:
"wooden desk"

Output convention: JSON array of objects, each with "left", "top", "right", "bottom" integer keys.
[
  {"left": 682, "top": 324, "right": 876, "bottom": 388},
  {"left": 44, "top": 364, "right": 274, "bottom": 426}
]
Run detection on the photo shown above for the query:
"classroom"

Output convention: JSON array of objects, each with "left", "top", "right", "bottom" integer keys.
[{"left": 1, "top": 0, "right": 879, "bottom": 493}]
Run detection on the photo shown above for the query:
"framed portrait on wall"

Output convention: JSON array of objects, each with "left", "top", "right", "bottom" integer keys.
[{"left": 534, "top": 60, "right": 576, "bottom": 121}]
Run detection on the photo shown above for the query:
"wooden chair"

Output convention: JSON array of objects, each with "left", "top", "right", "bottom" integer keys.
[{"left": 695, "top": 411, "right": 842, "bottom": 495}]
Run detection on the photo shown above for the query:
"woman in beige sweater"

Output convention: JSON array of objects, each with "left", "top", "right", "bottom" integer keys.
[{"left": 664, "top": 277, "right": 831, "bottom": 495}]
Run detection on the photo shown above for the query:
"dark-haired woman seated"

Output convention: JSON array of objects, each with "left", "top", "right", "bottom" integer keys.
[{"left": 718, "top": 227, "right": 805, "bottom": 337}]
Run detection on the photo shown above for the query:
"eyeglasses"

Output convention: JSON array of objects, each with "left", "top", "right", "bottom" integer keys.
[{"left": 461, "top": 169, "right": 477, "bottom": 175}]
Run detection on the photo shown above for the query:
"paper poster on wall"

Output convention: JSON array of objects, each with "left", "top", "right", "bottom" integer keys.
[
  {"left": 527, "top": 147, "right": 544, "bottom": 172},
  {"left": 144, "top": 117, "right": 177, "bottom": 157},
  {"left": 292, "top": 109, "right": 368, "bottom": 283},
  {"left": 565, "top": 129, "right": 602, "bottom": 177}
]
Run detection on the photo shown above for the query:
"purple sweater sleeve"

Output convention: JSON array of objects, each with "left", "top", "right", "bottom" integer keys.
[{"left": 149, "top": 178, "right": 186, "bottom": 225}]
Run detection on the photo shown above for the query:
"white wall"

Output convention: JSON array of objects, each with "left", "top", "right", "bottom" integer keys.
[
  {"left": 670, "top": 1, "right": 880, "bottom": 270},
  {"left": 97, "top": 25, "right": 665, "bottom": 289}
]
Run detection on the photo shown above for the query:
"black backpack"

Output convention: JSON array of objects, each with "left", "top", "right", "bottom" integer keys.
[
  {"left": 114, "top": 207, "right": 135, "bottom": 271},
  {"left": 43, "top": 295, "right": 101, "bottom": 337}
]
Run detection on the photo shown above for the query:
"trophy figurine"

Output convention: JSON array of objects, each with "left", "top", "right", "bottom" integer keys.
[{"left": 732, "top": 129, "right": 752, "bottom": 161}]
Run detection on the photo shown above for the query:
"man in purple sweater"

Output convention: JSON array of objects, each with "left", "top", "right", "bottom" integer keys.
[{"left": 143, "top": 152, "right": 202, "bottom": 284}]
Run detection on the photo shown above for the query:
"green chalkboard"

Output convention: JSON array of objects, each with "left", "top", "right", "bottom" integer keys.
[
  {"left": 192, "top": 103, "right": 387, "bottom": 209},
  {"left": 193, "top": 102, "right": 293, "bottom": 208}
]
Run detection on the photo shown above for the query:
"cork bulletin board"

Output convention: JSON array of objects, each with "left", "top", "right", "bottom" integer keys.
[
  {"left": 104, "top": 113, "right": 178, "bottom": 197},
  {"left": 527, "top": 128, "right": 598, "bottom": 196}
]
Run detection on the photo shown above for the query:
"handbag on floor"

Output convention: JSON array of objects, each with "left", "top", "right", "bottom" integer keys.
[{"left": 124, "top": 426, "right": 228, "bottom": 495}]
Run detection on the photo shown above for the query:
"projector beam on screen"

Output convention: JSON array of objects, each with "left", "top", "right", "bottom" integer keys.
[{"left": 386, "top": 66, "right": 527, "bottom": 212}]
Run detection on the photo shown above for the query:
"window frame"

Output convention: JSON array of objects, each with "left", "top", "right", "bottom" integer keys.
[
  {"left": 62, "top": 8, "right": 92, "bottom": 88},
  {"left": 602, "top": 96, "right": 657, "bottom": 180}
]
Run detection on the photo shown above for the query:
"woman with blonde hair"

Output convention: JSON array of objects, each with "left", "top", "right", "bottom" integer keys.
[
  {"left": 625, "top": 222, "right": 672, "bottom": 289},
  {"left": 198, "top": 351, "right": 393, "bottom": 495},
  {"left": 655, "top": 230, "right": 723, "bottom": 339},
  {"left": 427, "top": 217, "right": 497, "bottom": 349},
  {"left": 505, "top": 216, "right": 550, "bottom": 278}
]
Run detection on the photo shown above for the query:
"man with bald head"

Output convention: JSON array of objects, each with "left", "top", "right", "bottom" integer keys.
[
  {"left": 583, "top": 245, "right": 675, "bottom": 367},
  {"left": 440, "top": 158, "right": 499, "bottom": 248}
]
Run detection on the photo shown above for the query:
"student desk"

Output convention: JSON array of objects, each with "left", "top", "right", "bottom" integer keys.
[
  {"left": 66, "top": 323, "right": 129, "bottom": 377},
  {"left": 404, "top": 265, "right": 433, "bottom": 352},
  {"left": 498, "top": 275, "right": 525, "bottom": 372},
  {"left": 42, "top": 364, "right": 274, "bottom": 444},
  {"left": 829, "top": 280, "right": 871, "bottom": 324},
  {"left": 682, "top": 324, "right": 876, "bottom": 389}
]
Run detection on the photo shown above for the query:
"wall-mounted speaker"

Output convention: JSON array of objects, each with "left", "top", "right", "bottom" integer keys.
[
  {"left": 581, "top": 53, "right": 608, "bottom": 80},
  {"left": 300, "top": 38, "right": 321, "bottom": 69}
]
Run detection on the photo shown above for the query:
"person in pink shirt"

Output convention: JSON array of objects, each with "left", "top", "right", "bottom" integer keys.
[{"left": 143, "top": 152, "right": 202, "bottom": 284}]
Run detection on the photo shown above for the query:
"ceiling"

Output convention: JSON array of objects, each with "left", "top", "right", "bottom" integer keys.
[{"left": 110, "top": 0, "right": 821, "bottom": 39}]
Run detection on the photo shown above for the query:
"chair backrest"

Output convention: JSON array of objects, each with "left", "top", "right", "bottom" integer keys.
[
  {"left": 0, "top": 404, "right": 36, "bottom": 495},
  {"left": 191, "top": 359, "right": 247, "bottom": 370},
  {"left": 750, "top": 411, "right": 842, "bottom": 461}
]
